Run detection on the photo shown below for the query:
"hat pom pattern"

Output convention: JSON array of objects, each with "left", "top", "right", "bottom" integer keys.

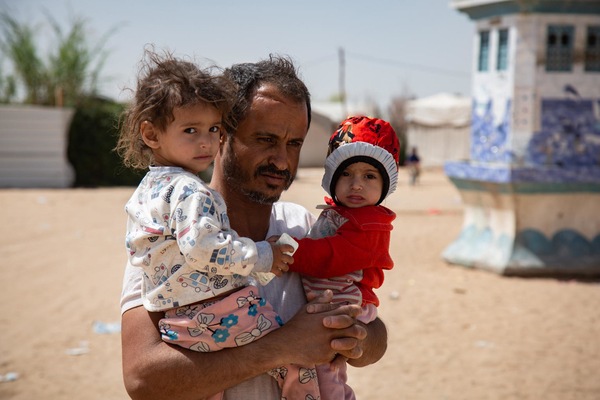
[{"left": 321, "top": 116, "right": 400, "bottom": 205}]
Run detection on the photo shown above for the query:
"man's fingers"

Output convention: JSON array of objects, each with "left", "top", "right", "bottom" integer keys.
[
  {"left": 305, "top": 290, "right": 334, "bottom": 313},
  {"left": 321, "top": 304, "right": 362, "bottom": 325},
  {"left": 306, "top": 302, "right": 341, "bottom": 314},
  {"left": 331, "top": 337, "right": 364, "bottom": 360},
  {"left": 305, "top": 289, "right": 333, "bottom": 303}
]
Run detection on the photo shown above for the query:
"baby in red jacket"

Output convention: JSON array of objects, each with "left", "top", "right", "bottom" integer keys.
[{"left": 287, "top": 116, "right": 400, "bottom": 400}]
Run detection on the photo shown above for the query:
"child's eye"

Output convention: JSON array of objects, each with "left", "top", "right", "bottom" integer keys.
[
  {"left": 209, "top": 125, "right": 221, "bottom": 134},
  {"left": 366, "top": 174, "right": 378, "bottom": 180},
  {"left": 184, "top": 127, "right": 197, "bottom": 134}
]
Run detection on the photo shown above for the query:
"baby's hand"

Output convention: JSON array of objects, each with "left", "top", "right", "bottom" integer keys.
[{"left": 270, "top": 243, "right": 294, "bottom": 276}]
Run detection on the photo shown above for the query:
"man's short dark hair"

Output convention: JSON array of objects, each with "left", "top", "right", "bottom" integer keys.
[{"left": 224, "top": 54, "right": 311, "bottom": 134}]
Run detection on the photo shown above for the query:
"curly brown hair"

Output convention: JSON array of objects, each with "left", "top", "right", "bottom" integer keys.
[{"left": 115, "top": 47, "right": 235, "bottom": 170}]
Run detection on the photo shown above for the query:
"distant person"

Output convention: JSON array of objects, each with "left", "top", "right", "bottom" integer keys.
[
  {"left": 408, "top": 146, "right": 421, "bottom": 185},
  {"left": 115, "top": 49, "right": 321, "bottom": 400},
  {"left": 285, "top": 116, "right": 399, "bottom": 400}
]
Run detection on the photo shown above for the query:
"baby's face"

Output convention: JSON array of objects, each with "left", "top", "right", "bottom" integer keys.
[{"left": 334, "top": 161, "right": 383, "bottom": 208}]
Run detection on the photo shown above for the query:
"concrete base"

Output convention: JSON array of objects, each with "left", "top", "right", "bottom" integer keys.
[{"left": 443, "top": 162, "right": 600, "bottom": 277}]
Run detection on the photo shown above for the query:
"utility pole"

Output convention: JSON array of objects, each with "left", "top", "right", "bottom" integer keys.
[{"left": 338, "top": 46, "right": 348, "bottom": 117}]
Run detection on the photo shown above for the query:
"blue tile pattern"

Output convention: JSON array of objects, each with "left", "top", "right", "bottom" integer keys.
[
  {"left": 444, "top": 162, "right": 600, "bottom": 184},
  {"left": 527, "top": 97, "right": 600, "bottom": 167},
  {"left": 517, "top": 229, "right": 600, "bottom": 257},
  {"left": 444, "top": 224, "right": 600, "bottom": 273},
  {"left": 470, "top": 99, "right": 513, "bottom": 163}
]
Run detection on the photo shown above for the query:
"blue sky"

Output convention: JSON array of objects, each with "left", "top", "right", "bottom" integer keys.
[{"left": 2, "top": 0, "right": 476, "bottom": 111}]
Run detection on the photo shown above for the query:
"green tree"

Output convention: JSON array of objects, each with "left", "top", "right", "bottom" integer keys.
[
  {"left": 0, "top": 11, "right": 115, "bottom": 107},
  {"left": 0, "top": 13, "right": 47, "bottom": 104},
  {"left": 45, "top": 12, "right": 115, "bottom": 107},
  {"left": 0, "top": 65, "right": 17, "bottom": 103},
  {"left": 0, "top": 11, "right": 139, "bottom": 187}
]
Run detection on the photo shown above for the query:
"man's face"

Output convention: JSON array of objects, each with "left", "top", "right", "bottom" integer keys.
[{"left": 222, "top": 84, "right": 308, "bottom": 204}]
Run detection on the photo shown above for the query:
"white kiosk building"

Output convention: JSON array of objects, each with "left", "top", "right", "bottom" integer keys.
[{"left": 443, "top": 0, "right": 600, "bottom": 276}]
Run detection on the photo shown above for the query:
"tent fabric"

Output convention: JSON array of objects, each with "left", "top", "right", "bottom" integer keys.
[
  {"left": 406, "top": 93, "right": 471, "bottom": 128},
  {"left": 405, "top": 92, "right": 472, "bottom": 167},
  {"left": 407, "top": 125, "right": 470, "bottom": 167}
]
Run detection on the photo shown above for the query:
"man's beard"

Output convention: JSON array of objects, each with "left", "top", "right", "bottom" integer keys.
[{"left": 223, "top": 143, "right": 294, "bottom": 205}]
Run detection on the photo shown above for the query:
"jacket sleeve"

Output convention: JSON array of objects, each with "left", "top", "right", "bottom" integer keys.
[
  {"left": 173, "top": 187, "right": 269, "bottom": 276},
  {"left": 291, "top": 221, "right": 388, "bottom": 279}
]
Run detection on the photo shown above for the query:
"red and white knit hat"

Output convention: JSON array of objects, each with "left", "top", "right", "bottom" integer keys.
[{"left": 322, "top": 116, "right": 400, "bottom": 206}]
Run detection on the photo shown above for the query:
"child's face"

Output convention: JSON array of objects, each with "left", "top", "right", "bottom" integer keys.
[
  {"left": 334, "top": 161, "right": 383, "bottom": 208},
  {"left": 152, "top": 103, "right": 222, "bottom": 174}
]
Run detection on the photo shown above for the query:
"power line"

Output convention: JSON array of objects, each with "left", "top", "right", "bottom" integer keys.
[
  {"left": 303, "top": 54, "right": 337, "bottom": 67},
  {"left": 346, "top": 51, "right": 471, "bottom": 79}
]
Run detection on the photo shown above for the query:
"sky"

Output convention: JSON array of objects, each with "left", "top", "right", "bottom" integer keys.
[{"left": 1, "top": 0, "right": 476, "bottom": 112}]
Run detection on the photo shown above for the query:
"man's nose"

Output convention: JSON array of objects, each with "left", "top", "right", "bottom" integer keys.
[{"left": 268, "top": 144, "right": 289, "bottom": 170}]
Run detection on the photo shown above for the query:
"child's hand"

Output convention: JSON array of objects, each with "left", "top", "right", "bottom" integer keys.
[
  {"left": 268, "top": 233, "right": 299, "bottom": 276},
  {"left": 266, "top": 235, "right": 281, "bottom": 244},
  {"left": 270, "top": 243, "right": 294, "bottom": 276}
]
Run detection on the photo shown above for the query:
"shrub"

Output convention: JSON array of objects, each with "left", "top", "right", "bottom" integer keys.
[{"left": 68, "top": 97, "right": 144, "bottom": 187}]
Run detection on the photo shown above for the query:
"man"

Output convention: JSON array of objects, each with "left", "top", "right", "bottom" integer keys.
[
  {"left": 120, "top": 55, "right": 388, "bottom": 400},
  {"left": 408, "top": 146, "right": 421, "bottom": 186}
]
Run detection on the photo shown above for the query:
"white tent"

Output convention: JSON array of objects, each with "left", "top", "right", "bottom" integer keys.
[
  {"left": 301, "top": 102, "right": 377, "bottom": 168},
  {"left": 299, "top": 110, "right": 334, "bottom": 168},
  {"left": 406, "top": 93, "right": 471, "bottom": 167}
]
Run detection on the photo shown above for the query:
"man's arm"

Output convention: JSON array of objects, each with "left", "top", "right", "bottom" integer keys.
[
  {"left": 122, "top": 307, "right": 256, "bottom": 400},
  {"left": 122, "top": 292, "right": 367, "bottom": 400}
]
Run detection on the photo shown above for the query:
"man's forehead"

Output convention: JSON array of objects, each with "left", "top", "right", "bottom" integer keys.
[{"left": 252, "top": 84, "right": 297, "bottom": 107}]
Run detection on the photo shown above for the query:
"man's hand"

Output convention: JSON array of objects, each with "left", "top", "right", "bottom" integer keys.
[{"left": 305, "top": 290, "right": 387, "bottom": 366}]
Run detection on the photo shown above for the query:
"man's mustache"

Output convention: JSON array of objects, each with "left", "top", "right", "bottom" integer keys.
[{"left": 256, "top": 164, "right": 292, "bottom": 183}]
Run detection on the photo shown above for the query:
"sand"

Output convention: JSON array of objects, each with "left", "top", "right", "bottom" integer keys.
[{"left": 1, "top": 167, "right": 599, "bottom": 400}]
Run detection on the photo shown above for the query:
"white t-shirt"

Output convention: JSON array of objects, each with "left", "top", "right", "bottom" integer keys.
[{"left": 120, "top": 201, "right": 317, "bottom": 400}]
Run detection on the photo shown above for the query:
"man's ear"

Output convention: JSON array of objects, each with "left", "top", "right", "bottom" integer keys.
[{"left": 141, "top": 121, "right": 160, "bottom": 149}]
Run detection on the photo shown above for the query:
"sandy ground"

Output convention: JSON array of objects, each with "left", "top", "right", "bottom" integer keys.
[{"left": 1, "top": 167, "right": 599, "bottom": 400}]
